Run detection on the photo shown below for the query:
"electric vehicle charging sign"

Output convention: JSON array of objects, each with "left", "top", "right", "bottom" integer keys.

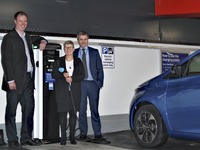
[{"left": 102, "top": 46, "right": 115, "bottom": 69}]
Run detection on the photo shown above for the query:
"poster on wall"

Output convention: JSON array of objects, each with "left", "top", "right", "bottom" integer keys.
[
  {"left": 101, "top": 46, "right": 115, "bottom": 69},
  {"left": 162, "top": 52, "right": 188, "bottom": 73}
]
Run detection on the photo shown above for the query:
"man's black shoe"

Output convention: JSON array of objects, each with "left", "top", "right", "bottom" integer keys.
[
  {"left": 8, "top": 141, "right": 21, "bottom": 149},
  {"left": 60, "top": 138, "right": 66, "bottom": 145},
  {"left": 76, "top": 135, "right": 91, "bottom": 142},
  {"left": 21, "top": 139, "right": 41, "bottom": 146},
  {"left": 70, "top": 139, "right": 77, "bottom": 145},
  {"left": 60, "top": 141, "right": 66, "bottom": 145},
  {"left": 93, "top": 135, "right": 111, "bottom": 144}
]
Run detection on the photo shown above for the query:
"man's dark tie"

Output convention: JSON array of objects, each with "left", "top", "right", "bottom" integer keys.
[{"left": 82, "top": 49, "right": 88, "bottom": 79}]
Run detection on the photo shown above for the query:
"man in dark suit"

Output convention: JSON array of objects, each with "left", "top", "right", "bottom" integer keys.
[
  {"left": 1, "top": 11, "right": 47, "bottom": 149},
  {"left": 74, "top": 31, "right": 110, "bottom": 144}
]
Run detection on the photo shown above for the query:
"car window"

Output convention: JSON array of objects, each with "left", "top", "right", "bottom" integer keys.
[
  {"left": 185, "top": 54, "right": 200, "bottom": 76},
  {"left": 164, "top": 54, "right": 200, "bottom": 79}
]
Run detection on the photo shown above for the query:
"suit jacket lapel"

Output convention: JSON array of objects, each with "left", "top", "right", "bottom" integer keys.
[{"left": 88, "top": 47, "right": 93, "bottom": 70}]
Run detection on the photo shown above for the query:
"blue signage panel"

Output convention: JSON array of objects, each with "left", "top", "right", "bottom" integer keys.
[{"left": 162, "top": 52, "right": 188, "bottom": 73}]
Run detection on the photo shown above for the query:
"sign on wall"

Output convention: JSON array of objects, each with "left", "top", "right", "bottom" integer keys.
[
  {"left": 101, "top": 46, "right": 115, "bottom": 69},
  {"left": 162, "top": 52, "right": 188, "bottom": 73}
]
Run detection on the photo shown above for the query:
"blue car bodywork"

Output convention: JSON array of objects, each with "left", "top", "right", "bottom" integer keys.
[{"left": 129, "top": 49, "right": 200, "bottom": 141}]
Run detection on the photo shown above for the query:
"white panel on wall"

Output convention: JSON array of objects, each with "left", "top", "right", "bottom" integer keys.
[{"left": 98, "top": 46, "right": 161, "bottom": 115}]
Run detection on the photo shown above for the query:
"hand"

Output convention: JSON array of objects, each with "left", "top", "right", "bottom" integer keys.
[
  {"left": 8, "top": 82, "right": 16, "bottom": 90},
  {"left": 66, "top": 76, "right": 72, "bottom": 83},
  {"left": 39, "top": 40, "right": 47, "bottom": 51},
  {"left": 63, "top": 72, "right": 69, "bottom": 78}
]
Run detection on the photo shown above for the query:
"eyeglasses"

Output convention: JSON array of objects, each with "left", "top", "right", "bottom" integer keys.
[{"left": 65, "top": 46, "right": 74, "bottom": 50}]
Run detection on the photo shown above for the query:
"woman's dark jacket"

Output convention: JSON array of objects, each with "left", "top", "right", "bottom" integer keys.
[{"left": 52, "top": 56, "right": 85, "bottom": 112}]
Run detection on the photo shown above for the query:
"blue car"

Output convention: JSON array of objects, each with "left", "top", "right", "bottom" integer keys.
[{"left": 129, "top": 49, "right": 200, "bottom": 148}]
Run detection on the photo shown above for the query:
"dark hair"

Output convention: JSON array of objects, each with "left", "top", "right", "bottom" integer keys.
[
  {"left": 77, "top": 31, "right": 89, "bottom": 40},
  {"left": 14, "top": 11, "right": 28, "bottom": 20},
  {"left": 63, "top": 40, "right": 74, "bottom": 48}
]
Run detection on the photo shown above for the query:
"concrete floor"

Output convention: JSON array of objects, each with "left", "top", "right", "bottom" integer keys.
[
  {"left": 0, "top": 142, "right": 129, "bottom": 150},
  {"left": 1, "top": 130, "right": 200, "bottom": 150},
  {"left": 1, "top": 114, "right": 200, "bottom": 150}
]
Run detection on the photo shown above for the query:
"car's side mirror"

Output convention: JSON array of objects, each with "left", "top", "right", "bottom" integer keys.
[{"left": 170, "top": 65, "right": 182, "bottom": 77}]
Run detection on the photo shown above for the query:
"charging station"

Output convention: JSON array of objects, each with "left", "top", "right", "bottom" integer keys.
[{"left": 33, "top": 43, "right": 61, "bottom": 143}]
